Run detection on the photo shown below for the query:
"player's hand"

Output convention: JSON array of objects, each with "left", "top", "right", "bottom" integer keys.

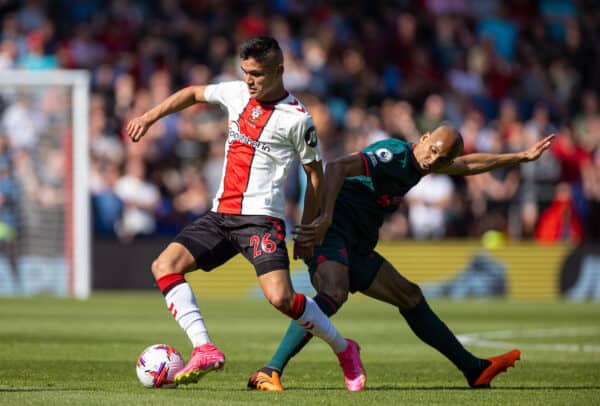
[
  {"left": 292, "top": 223, "right": 317, "bottom": 259},
  {"left": 523, "top": 134, "right": 554, "bottom": 161},
  {"left": 292, "top": 241, "right": 314, "bottom": 260},
  {"left": 127, "top": 116, "right": 151, "bottom": 142},
  {"left": 292, "top": 216, "right": 332, "bottom": 259}
]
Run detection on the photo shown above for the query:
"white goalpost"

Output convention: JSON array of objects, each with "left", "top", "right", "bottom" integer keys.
[{"left": 0, "top": 70, "right": 91, "bottom": 299}]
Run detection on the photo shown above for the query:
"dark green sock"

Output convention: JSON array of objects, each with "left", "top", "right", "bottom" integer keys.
[
  {"left": 266, "top": 292, "right": 339, "bottom": 374},
  {"left": 400, "top": 297, "right": 486, "bottom": 381}
]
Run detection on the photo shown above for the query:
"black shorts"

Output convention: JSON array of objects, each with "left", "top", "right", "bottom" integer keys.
[
  {"left": 173, "top": 211, "right": 289, "bottom": 275},
  {"left": 304, "top": 227, "right": 385, "bottom": 293}
]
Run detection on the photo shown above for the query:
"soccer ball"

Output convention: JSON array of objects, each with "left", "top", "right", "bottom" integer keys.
[{"left": 136, "top": 344, "right": 185, "bottom": 388}]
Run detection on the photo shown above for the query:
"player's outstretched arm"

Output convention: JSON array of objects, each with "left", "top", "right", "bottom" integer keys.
[
  {"left": 127, "top": 85, "right": 208, "bottom": 142},
  {"left": 437, "top": 134, "right": 554, "bottom": 176}
]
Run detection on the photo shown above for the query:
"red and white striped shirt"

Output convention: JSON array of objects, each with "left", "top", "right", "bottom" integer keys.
[{"left": 204, "top": 81, "right": 321, "bottom": 219}]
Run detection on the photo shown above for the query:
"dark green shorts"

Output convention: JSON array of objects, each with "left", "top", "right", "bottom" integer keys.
[{"left": 305, "top": 230, "right": 384, "bottom": 293}]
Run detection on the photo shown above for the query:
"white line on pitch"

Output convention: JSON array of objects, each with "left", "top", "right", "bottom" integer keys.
[{"left": 457, "top": 327, "right": 600, "bottom": 352}]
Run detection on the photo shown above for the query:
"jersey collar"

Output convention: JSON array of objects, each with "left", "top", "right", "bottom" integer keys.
[
  {"left": 409, "top": 143, "right": 428, "bottom": 175},
  {"left": 255, "top": 91, "right": 290, "bottom": 106}
]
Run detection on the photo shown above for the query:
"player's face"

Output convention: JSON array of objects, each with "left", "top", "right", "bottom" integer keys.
[
  {"left": 240, "top": 57, "right": 283, "bottom": 100},
  {"left": 415, "top": 132, "right": 456, "bottom": 172}
]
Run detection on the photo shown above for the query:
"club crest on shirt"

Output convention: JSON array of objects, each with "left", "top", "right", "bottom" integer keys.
[
  {"left": 250, "top": 105, "right": 263, "bottom": 121},
  {"left": 375, "top": 148, "right": 393, "bottom": 163},
  {"left": 304, "top": 126, "right": 318, "bottom": 147}
]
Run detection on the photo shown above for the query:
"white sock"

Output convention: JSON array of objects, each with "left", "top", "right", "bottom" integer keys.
[
  {"left": 164, "top": 283, "right": 211, "bottom": 347},
  {"left": 296, "top": 296, "right": 348, "bottom": 353}
]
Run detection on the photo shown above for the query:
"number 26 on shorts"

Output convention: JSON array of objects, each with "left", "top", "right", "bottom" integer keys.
[{"left": 250, "top": 233, "right": 277, "bottom": 258}]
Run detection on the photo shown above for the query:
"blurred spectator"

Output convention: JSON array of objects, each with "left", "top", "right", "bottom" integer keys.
[
  {"left": 535, "top": 182, "right": 583, "bottom": 243},
  {"left": 113, "top": 73, "right": 136, "bottom": 122},
  {"left": 203, "top": 138, "right": 226, "bottom": 199},
  {"left": 301, "top": 38, "right": 329, "bottom": 96},
  {"left": 18, "top": 0, "right": 47, "bottom": 32},
  {"left": 172, "top": 165, "right": 211, "bottom": 222},
  {"left": 89, "top": 93, "right": 125, "bottom": 164},
  {"left": 573, "top": 90, "right": 600, "bottom": 151},
  {"left": 581, "top": 149, "right": 600, "bottom": 241},
  {"left": 91, "top": 162, "right": 122, "bottom": 237},
  {"left": 549, "top": 57, "right": 579, "bottom": 115},
  {"left": 447, "top": 53, "right": 485, "bottom": 97},
  {"left": 519, "top": 103, "right": 561, "bottom": 237},
  {"left": 524, "top": 102, "right": 557, "bottom": 138},
  {"left": 459, "top": 109, "right": 486, "bottom": 154},
  {"left": 416, "top": 94, "right": 446, "bottom": 134},
  {"left": 114, "top": 159, "right": 160, "bottom": 241},
  {"left": 282, "top": 49, "right": 310, "bottom": 93},
  {"left": 37, "top": 147, "right": 64, "bottom": 208},
  {"left": 477, "top": 3, "right": 518, "bottom": 63},
  {"left": 381, "top": 99, "right": 420, "bottom": 143},
  {"left": 431, "top": 15, "right": 463, "bottom": 71},
  {"left": 1, "top": 93, "right": 40, "bottom": 150},
  {"left": 551, "top": 125, "right": 591, "bottom": 183},
  {"left": 494, "top": 98, "right": 522, "bottom": 149},
  {"left": 0, "top": 136, "right": 19, "bottom": 288},
  {"left": 18, "top": 30, "right": 58, "bottom": 70},
  {"left": 539, "top": 0, "right": 577, "bottom": 42},
  {"left": 405, "top": 173, "right": 455, "bottom": 239},
  {"left": 0, "top": 40, "right": 17, "bottom": 69},
  {"left": 466, "top": 127, "right": 521, "bottom": 235}
]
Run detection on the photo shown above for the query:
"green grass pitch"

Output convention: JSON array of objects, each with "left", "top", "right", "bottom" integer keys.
[{"left": 1, "top": 292, "right": 599, "bottom": 405}]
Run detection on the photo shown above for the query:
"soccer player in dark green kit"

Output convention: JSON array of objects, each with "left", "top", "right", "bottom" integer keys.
[{"left": 248, "top": 125, "right": 555, "bottom": 391}]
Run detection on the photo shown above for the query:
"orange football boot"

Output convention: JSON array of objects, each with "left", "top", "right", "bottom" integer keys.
[
  {"left": 470, "top": 349, "right": 521, "bottom": 388},
  {"left": 248, "top": 368, "right": 284, "bottom": 392}
]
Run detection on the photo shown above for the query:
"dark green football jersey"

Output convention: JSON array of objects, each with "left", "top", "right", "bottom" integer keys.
[{"left": 329, "top": 138, "right": 425, "bottom": 254}]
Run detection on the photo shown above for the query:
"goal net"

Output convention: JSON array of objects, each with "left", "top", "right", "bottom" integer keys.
[{"left": 0, "top": 70, "right": 90, "bottom": 299}]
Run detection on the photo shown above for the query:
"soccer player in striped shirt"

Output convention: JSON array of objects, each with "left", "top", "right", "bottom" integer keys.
[{"left": 126, "top": 37, "right": 365, "bottom": 391}]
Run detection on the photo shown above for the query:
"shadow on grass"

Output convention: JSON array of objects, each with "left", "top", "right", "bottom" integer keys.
[
  {"left": 281, "top": 385, "right": 600, "bottom": 391},
  {"left": 173, "top": 384, "right": 600, "bottom": 392},
  {"left": 4, "top": 385, "right": 599, "bottom": 393},
  {"left": 0, "top": 388, "right": 89, "bottom": 392}
]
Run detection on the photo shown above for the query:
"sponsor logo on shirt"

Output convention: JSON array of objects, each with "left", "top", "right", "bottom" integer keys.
[{"left": 227, "top": 122, "right": 271, "bottom": 152}]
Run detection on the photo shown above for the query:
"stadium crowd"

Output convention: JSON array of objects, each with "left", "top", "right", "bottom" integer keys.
[{"left": 0, "top": 0, "right": 599, "bottom": 244}]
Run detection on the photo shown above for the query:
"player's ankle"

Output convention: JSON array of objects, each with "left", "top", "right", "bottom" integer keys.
[
  {"left": 464, "top": 359, "right": 491, "bottom": 386},
  {"left": 260, "top": 366, "right": 281, "bottom": 376}
]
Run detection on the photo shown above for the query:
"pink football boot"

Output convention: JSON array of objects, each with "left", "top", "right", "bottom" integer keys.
[
  {"left": 174, "top": 343, "right": 225, "bottom": 385},
  {"left": 336, "top": 339, "right": 366, "bottom": 391}
]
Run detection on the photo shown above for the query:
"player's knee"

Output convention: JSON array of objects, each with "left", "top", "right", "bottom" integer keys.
[
  {"left": 405, "top": 282, "right": 424, "bottom": 309},
  {"left": 151, "top": 257, "right": 181, "bottom": 280},
  {"left": 266, "top": 291, "right": 293, "bottom": 314},
  {"left": 321, "top": 288, "right": 348, "bottom": 307}
]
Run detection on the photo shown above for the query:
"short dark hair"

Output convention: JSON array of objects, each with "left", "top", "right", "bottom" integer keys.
[{"left": 239, "top": 36, "right": 283, "bottom": 64}]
